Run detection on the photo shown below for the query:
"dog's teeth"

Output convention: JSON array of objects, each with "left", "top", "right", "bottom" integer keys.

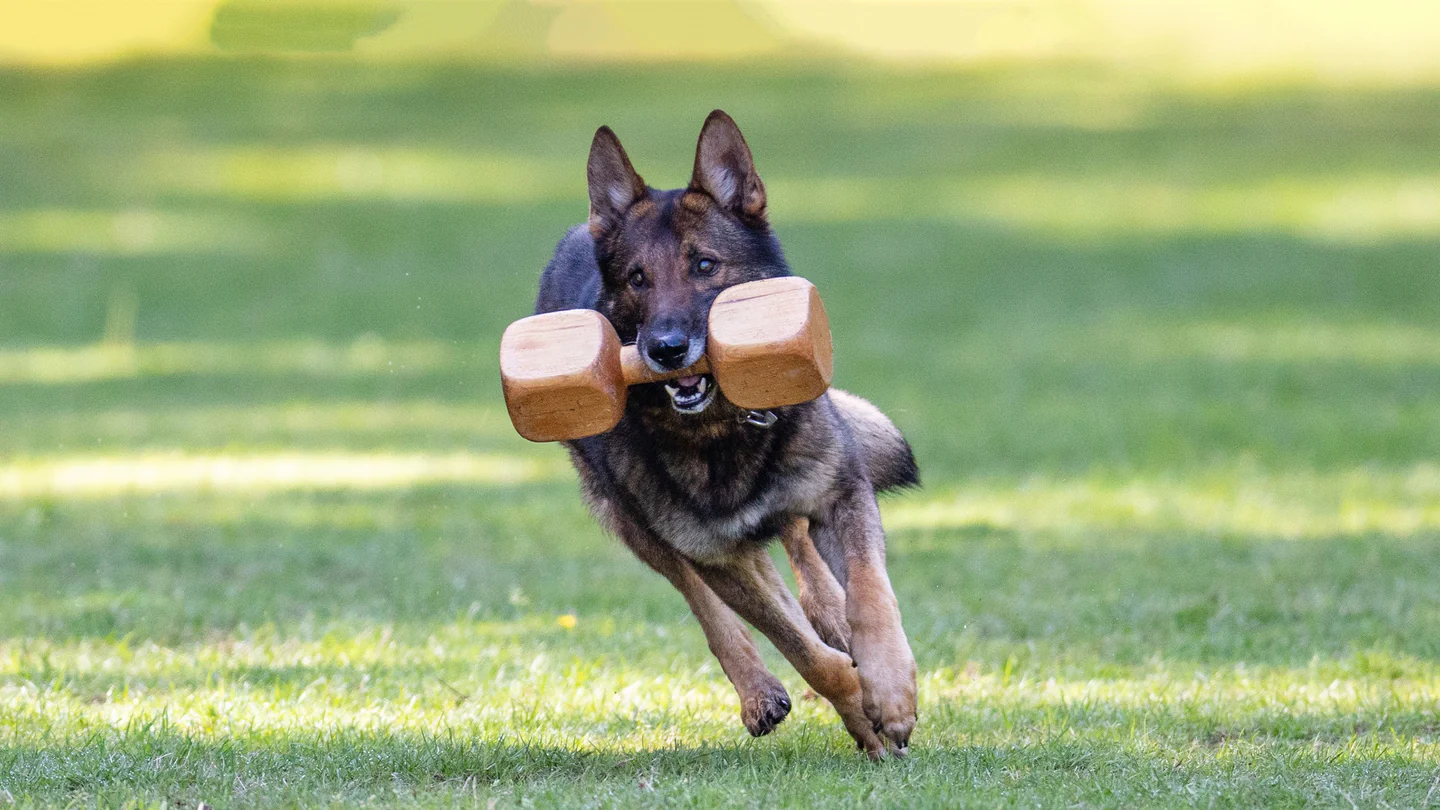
[
  {"left": 664, "top": 384, "right": 679, "bottom": 396},
  {"left": 696, "top": 377, "right": 707, "bottom": 393}
]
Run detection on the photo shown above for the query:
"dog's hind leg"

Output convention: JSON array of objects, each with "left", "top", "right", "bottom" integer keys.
[
  {"left": 780, "top": 517, "right": 852, "bottom": 654},
  {"left": 612, "top": 516, "right": 791, "bottom": 737},
  {"left": 692, "top": 546, "right": 890, "bottom": 760}
]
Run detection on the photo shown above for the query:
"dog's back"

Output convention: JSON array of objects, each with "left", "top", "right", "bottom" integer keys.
[{"left": 535, "top": 225, "right": 602, "bottom": 315}]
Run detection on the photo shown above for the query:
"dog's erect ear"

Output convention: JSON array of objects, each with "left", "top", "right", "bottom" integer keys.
[
  {"left": 587, "top": 126, "right": 646, "bottom": 237},
  {"left": 690, "top": 110, "right": 766, "bottom": 222}
]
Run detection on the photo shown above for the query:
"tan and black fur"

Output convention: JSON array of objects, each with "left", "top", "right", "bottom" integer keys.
[{"left": 533, "top": 111, "right": 919, "bottom": 759}]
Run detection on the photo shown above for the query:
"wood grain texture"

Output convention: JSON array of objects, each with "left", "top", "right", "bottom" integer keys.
[
  {"left": 499, "top": 309, "right": 626, "bottom": 442},
  {"left": 709, "top": 277, "right": 833, "bottom": 410}
]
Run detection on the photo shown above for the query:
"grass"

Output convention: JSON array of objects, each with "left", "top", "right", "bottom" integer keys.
[{"left": 1, "top": 58, "right": 1439, "bottom": 807}]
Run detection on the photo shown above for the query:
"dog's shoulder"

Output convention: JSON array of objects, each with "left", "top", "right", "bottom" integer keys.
[{"left": 536, "top": 224, "right": 602, "bottom": 315}]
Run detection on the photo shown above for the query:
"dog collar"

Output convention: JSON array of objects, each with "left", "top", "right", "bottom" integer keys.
[{"left": 738, "top": 409, "right": 778, "bottom": 428}]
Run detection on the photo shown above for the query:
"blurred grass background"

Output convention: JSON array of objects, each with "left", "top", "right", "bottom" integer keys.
[{"left": 2, "top": 1, "right": 1440, "bottom": 807}]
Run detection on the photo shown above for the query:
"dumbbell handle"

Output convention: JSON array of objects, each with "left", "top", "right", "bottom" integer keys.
[{"left": 619, "top": 344, "right": 712, "bottom": 386}]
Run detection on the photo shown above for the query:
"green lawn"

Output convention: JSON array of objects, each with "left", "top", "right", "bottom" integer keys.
[{"left": 2, "top": 60, "right": 1439, "bottom": 807}]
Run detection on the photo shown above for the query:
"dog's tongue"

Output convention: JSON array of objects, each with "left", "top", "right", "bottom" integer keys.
[{"left": 676, "top": 375, "right": 702, "bottom": 388}]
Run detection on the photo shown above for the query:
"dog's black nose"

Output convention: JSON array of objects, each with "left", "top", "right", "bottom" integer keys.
[{"left": 647, "top": 332, "right": 690, "bottom": 369}]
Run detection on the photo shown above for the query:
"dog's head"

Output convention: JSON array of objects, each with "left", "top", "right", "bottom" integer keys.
[{"left": 586, "top": 110, "right": 789, "bottom": 415}]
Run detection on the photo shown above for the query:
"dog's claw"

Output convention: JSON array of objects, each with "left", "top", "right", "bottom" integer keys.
[
  {"left": 879, "top": 722, "right": 912, "bottom": 758},
  {"left": 741, "top": 687, "right": 792, "bottom": 737}
]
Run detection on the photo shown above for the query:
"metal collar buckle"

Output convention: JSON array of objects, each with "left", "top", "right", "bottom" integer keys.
[{"left": 738, "top": 409, "right": 778, "bottom": 428}]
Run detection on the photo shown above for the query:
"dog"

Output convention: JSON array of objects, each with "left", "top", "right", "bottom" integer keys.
[{"left": 533, "top": 110, "right": 919, "bottom": 759}]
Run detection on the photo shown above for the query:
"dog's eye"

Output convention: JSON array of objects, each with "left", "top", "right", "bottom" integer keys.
[
  {"left": 695, "top": 258, "right": 717, "bottom": 276},
  {"left": 628, "top": 269, "right": 646, "bottom": 289}
]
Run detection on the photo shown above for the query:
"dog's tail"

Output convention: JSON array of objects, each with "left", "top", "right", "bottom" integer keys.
[{"left": 829, "top": 389, "right": 920, "bottom": 493}]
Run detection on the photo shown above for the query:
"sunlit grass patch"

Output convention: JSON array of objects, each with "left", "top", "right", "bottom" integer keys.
[
  {"left": 0, "top": 450, "right": 563, "bottom": 499},
  {"left": 0, "top": 208, "right": 272, "bottom": 256},
  {"left": 130, "top": 145, "right": 578, "bottom": 204},
  {"left": 0, "top": 401, "right": 518, "bottom": 455},
  {"left": 957, "top": 174, "right": 1440, "bottom": 242},
  {"left": 6, "top": 599, "right": 1440, "bottom": 740},
  {"left": 3, "top": 627, "right": 1438, "bottom": 805},
  {"left": 772, "top": 172, "right": 1440, "bottom": 242},
  {"left": 4, "top": 636, "right": 1439, "bottom": 744},
  {"left": 1, "top": 620, "right": 751, "bottom": 740},
  {"left": 885, "top": 464, "right": 1440, "bottom": 541},
  {"left": 0, "top": 337, "right": 481, "bottom": 385},
  {"left": 907, "top": 314, "right": 1440, "bottom": 372},
  {"left": 1099, "top": 319, "right": 1440, "bottom": 367}
]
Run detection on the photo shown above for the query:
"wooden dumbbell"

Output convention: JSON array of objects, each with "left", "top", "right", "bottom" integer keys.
[{"left": 500, "top": 276, "right": 832, "bottom": 442}]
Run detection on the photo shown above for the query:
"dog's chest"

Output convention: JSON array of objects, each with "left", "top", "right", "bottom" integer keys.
[{"left": 623, "top": 429, "right": 834, "bottom": 561}]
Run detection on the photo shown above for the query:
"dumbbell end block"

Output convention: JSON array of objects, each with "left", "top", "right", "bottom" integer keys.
[
  {"left": 708, "top": 277, "right": 833, "bottom": 410},
  {"left": 500, "top": 309, "right": 627, "bottom": 442}
]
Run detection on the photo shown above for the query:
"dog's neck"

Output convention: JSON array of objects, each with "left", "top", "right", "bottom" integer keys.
[{"left": 623, "top": 385, "right": 783, "bottom": 450}]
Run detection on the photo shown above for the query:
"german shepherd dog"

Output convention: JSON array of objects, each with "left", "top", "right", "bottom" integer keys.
[{"left": 534, "top": 111, "right": 919, "bottom": 759}]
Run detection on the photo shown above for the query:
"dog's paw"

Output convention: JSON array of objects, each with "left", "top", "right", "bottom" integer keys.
[
  {"left": 858, "top": 657, "right": 917, "bottom": 756},
  {"left": 741, "top": 686, "right": 792, "bottom": 737},
  {"left": 827, "top": 683, "right": 888, "bottom": 761}
]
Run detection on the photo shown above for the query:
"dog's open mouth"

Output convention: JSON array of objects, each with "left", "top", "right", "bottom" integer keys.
[{"left": 665, "top": 374, "right": 717, "bottom": 414}]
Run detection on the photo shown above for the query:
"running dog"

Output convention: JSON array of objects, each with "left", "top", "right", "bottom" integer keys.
[{"left": 532, "top": 110, "right": 918, "bottom": 759}]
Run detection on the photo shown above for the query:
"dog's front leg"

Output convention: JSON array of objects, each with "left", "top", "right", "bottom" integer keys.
[
  {"left": 812, "top": 490, "right": 917, "bottom": 756},
  {"left": 780, "top": 517, "right": 852, "bottom": 654},
  {"left": 691, "top": 546, "right": 889, "bottom": 760},
  {"left": 611, "top": 515, "right": 792, "bottom": 736}
]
